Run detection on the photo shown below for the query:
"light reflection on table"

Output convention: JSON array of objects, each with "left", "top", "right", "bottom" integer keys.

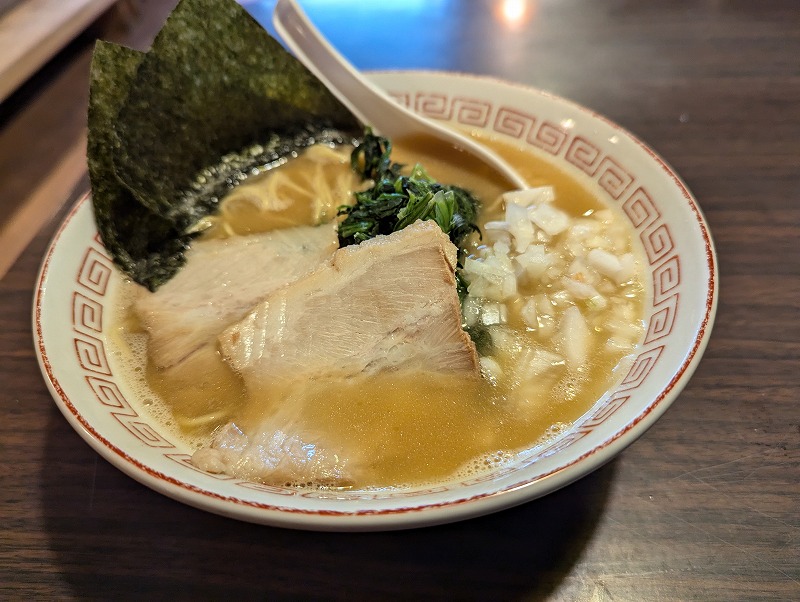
[{"left": 241, "top": 0, "right": 537, "bottom": 75}]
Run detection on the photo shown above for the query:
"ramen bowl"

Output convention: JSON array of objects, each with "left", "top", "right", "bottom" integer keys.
[{"left": 34, "top": 72, "right": 717, "bottom": 531}]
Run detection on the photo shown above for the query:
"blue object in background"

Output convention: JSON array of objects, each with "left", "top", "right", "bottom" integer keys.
[
  {"left": 239, "top": 0, "right": 536, "bottom": 76},
  {"left": 241, "top": 0, "right": 455, "bottom": 70}
]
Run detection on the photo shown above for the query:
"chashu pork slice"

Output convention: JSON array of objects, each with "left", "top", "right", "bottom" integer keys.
[
  {"left": 135, "top": 223, "right": 338, "bottom": 370},
  {"left": 192, "top": 395, "right": 366, "bottom": 488},
  {"left": 219, "top": 220, "right": 479, "bottom": 388}
]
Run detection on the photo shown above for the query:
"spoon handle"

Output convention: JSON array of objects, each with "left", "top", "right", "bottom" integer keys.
[{"left": 273, "top": 0, "right": 527, "bottom": 190}]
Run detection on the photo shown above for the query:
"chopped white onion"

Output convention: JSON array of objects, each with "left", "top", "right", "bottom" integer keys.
[
  {"left": 479, "top": 356, "right": 503, "bottom": 385},
  {"left": 463, "top": 253, "right": 517, "bottom": 302},
  {"left": 559, "top": 306, "right": 591, "bottom": 368},
  {"left": 528, "top": 203, "right": 570, "bottom": 236},
  {"left": 480, "top": 302, "right": 508, "bottom": 326},
  {"left": 505, "top": 202, "right": 535, "bottom": 253},
  {"left": 535, "top": 293, "right": 555, "bottom": 317},
  {"left": 562, "top": 277, "right": 603, "bottom": 303},
  {"left": 462, "top": 296, "right": 482, "bottom": 327},
  {"left": 459, "top": 185, "right": 642, "bottom": 391},
  {"left": 520, "top": 298, "right": 538, "bottom": 329},
  {"left": 483, "top": 220, "right": 510, "bottom": 232},
  {"left": 587, "top": 248, "right": 623, "bottom": 280},
  {"left": 616, "top": 253, "right": 638, "bottom": 283},
  {"left": 515, "top": 245, "right": 551, "bottom": 279},
  {"left": 502, "top": 186, "right": 556, "bottom": 208},
  {"left": 517, "top": 347, "right": 565, "bottom": 380}
]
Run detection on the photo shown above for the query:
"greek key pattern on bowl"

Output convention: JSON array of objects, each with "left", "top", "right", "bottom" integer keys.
[
  {"left": 66, "top": 89, "right": 684, "bottom": 501},
  {"left": 72, "top": 243, "right": 178, "bottom": 451},
  {"left": 399, "top": 90, "right": 683, "bottom": 472}
]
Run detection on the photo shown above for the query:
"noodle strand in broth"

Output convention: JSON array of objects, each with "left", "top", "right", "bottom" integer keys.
[{"left": 114, "top": 133, "right": 645, "bottom": 489}]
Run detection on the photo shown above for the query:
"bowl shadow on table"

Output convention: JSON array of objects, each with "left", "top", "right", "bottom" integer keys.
[{"left": 42, "top": 408, "right": 615, "bottom": 600}]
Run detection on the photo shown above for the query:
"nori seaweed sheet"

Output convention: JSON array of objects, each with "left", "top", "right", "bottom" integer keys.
[
  {"left": 88, "top": 41, "right": 192, "bottom": 291},
  {"left": 112, "top": 0, "right": 361, "bottom": 231},
  {"left": 88, "top": 0, "right": 362, "bottom": 290}
]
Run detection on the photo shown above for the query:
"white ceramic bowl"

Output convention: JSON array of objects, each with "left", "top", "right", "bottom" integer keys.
[{"left": 34, "top": 72, "right": 717, "bottom": 531}]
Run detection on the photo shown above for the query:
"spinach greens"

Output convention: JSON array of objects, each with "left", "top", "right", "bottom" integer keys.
[{"left": 338, "top": 130, "right": 481, "bottom": 248}]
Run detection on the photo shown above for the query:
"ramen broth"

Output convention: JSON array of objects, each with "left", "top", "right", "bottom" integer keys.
[{"left": 114, "top": 133, "right": 645, "bottom": 488}]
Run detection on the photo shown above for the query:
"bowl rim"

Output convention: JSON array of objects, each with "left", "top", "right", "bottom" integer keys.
[{"left": 33, "top": 70, "right": 718, "bottom": 531}]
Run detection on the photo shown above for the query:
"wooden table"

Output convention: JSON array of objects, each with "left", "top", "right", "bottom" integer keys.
[
  {"left": 0, "top": 0, "right": 120, "bottom": 103},
  {"left": 1, "top": 1, "right": 798, "bottom": 599}
]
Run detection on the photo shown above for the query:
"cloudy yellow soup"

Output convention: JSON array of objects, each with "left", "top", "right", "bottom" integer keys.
[{"left": 111, "top": 132, "right": 645, "bottom": 489}]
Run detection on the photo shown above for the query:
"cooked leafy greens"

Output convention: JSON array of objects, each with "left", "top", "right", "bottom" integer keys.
[
  {"left": 89, "top": 0, "right": 482, "bottom": 295},
  {"left": 88, "top": 0, "right": 360, "bottom": 289},
  {"left": 340, "top": 130, "right": 487, "bottom": 352},
  {"left": 339, "top": 130, "right": 481, "bottom": 248}
]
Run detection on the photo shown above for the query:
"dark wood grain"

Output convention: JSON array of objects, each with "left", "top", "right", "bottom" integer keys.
[{"left": 1, "top": 1, "right": 798, "bottom": 599}]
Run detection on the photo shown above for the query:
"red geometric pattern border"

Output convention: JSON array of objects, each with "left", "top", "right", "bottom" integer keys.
[
  {"left": 86, "top": 376, "right": 136, "bottom": 415},
  {"left": 583, "top": 394, "right": 631, "bottom": 427},
  {"left": 114, "top": 418, "right": 175, "bottom": 448},
  {"left": 64, "top": 88, "right": 687, "bottom": 499},
  {"left": 641, "top": 223, "right": 675, "bottom": 266},
  {"left": 74, "top": 335, "right": 111, "bottom": 375},
  {"left": 77, "top": 247, "right": 112, "bottom": 295},
  {"left": 565, "top": 136, "right": 603, "bottom": 175},
  {"left": 299, "top": 484, "right": 451, "bottom": 500},
  {"left": 596, "top": 157, "right": 634, "bottom": 200},
  {"left": 73, "top": 292, "right": 103, "bottom": 334},
  {"left": 623, "top": 187, "right": 661, "bottom": 229},
  {"left": 493, "top": 107, "right": 534, "bottom": 138},
  {"left": 645, "top": 294, "right": 679, "bottom": 344},
  {"left": 619, "top": 346, "right": 665, "bottom": 391},
  {"left": 528, "top": 121, "right": 568, "bottom": 155},
  {"left": 408, "top": 89, "right": 682, "bottom": 456},
  {"left": 653, "top": 255, "right": 681, "bottom": 304},
  {"left": 536, "top": 429, "right": 593, "bottom": 459},
  {"left": 165, "top": 454, "right": 236, "bottom": 480},
  {"left": 452, "top": 98, "right": 491, "bottom": 127},
  {"left": 451, "top": 466, "right": 517, "bottom": 487},
  {"left": 387, "top": 91, "right": 411, "bottom": 108},
  {"left": 415, "top": 92, "right": 450, "bottom": 119}
]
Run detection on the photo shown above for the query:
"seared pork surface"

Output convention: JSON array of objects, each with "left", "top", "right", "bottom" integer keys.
[
  {"left": 219, "top": 220, "right": 479, "bottom": 389},
  {"left": 192, "top": 395, "right": 365, "bottom": 487},
  {"left": 135, "top": 223, "right": 338, "bottom": 369}
]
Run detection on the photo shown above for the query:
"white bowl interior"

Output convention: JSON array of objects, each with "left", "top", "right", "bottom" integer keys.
[{"left": 34, "top": 72, "right": 717, "bottom": 530}]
